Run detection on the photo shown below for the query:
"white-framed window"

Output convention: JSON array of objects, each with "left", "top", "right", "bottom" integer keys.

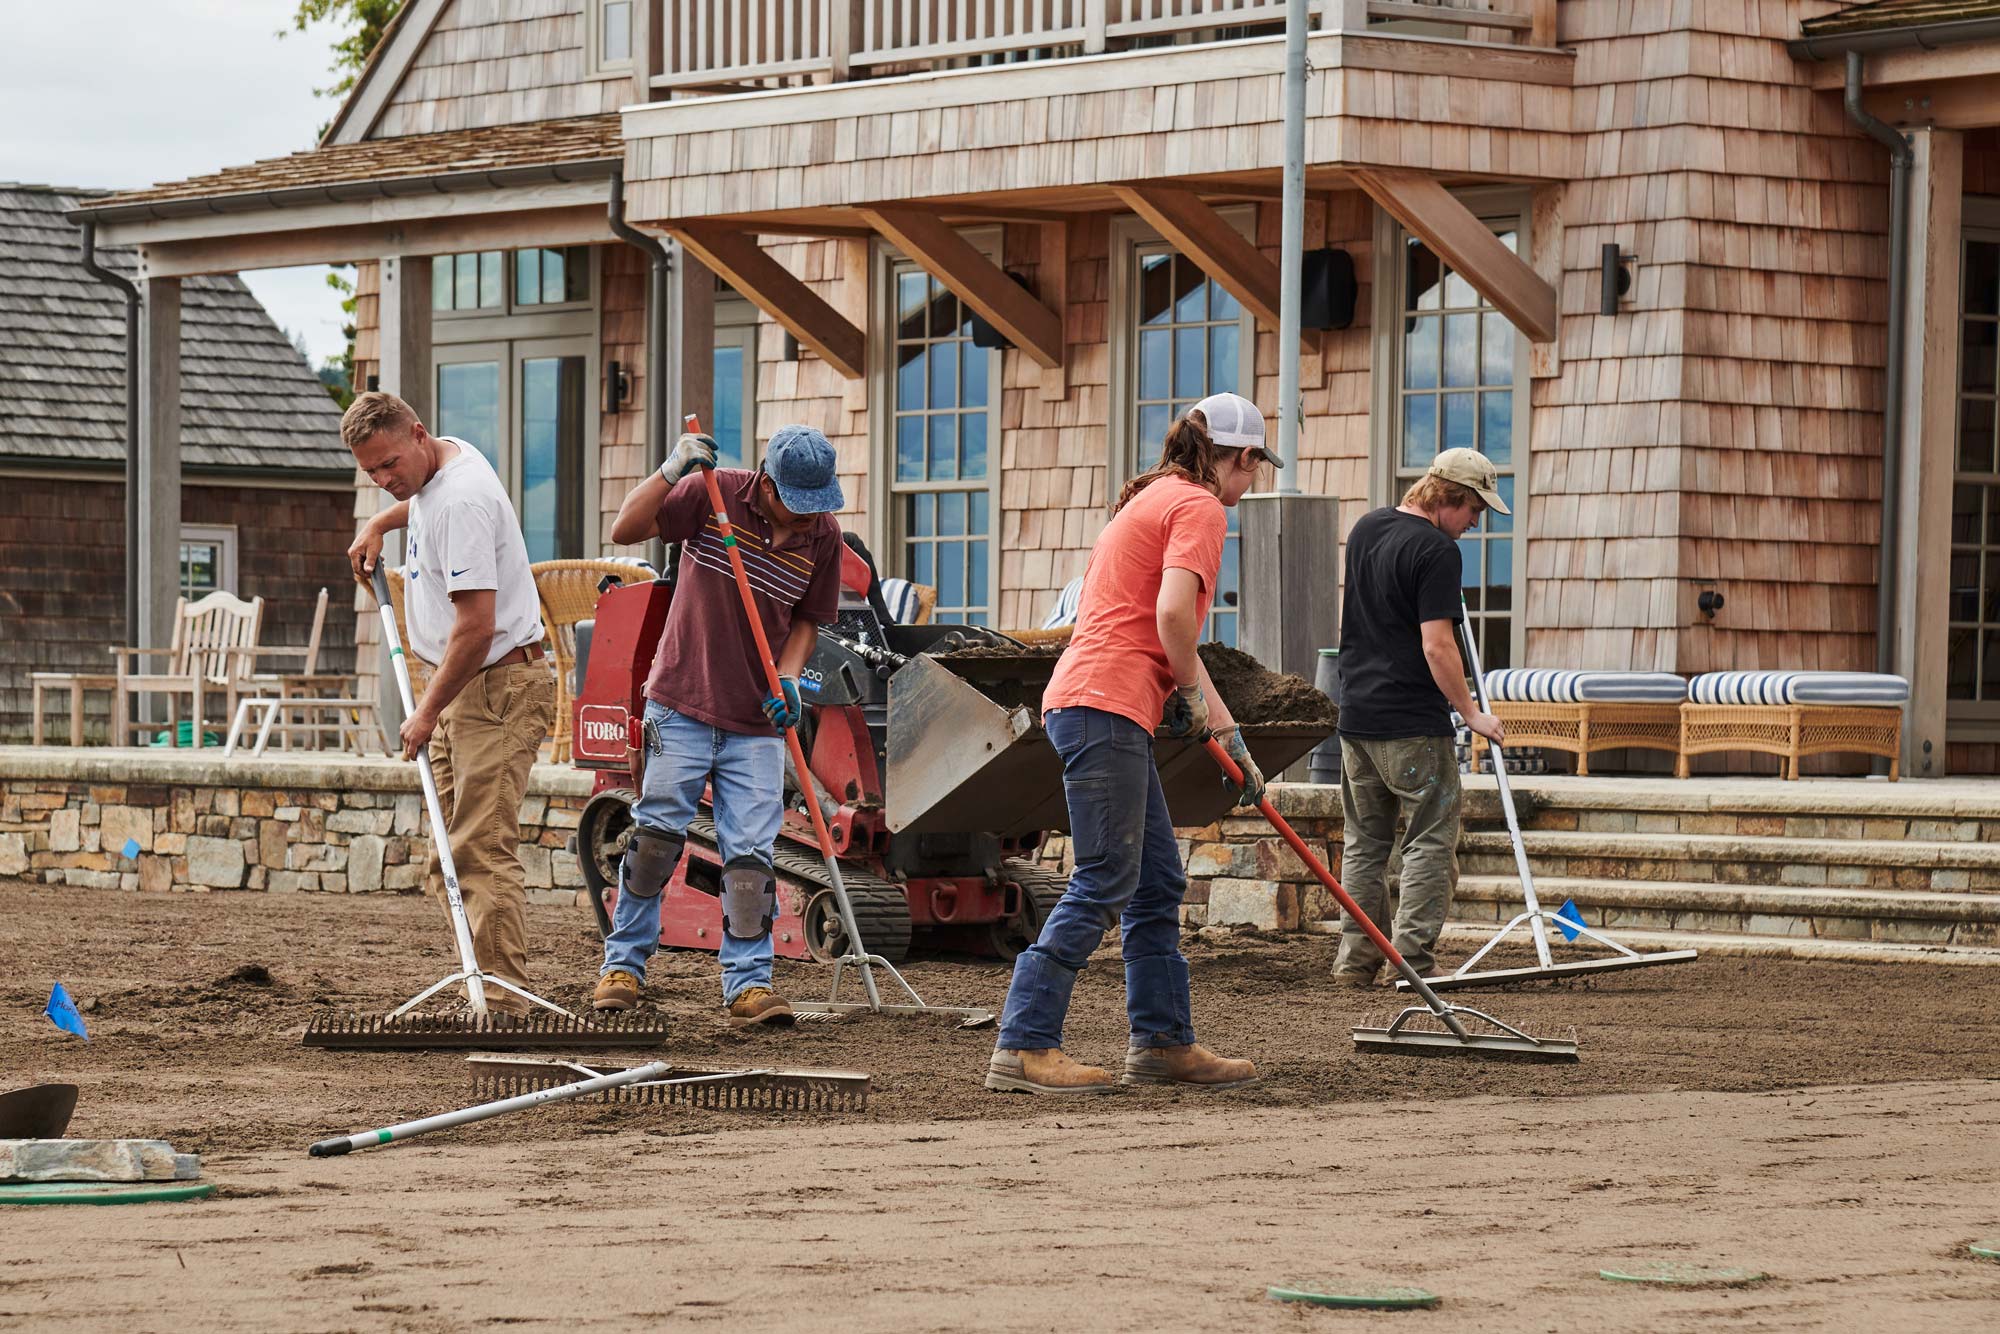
[
  {"left": 1950, "top": 230, "right": 2000, "bottom": 715},
  {"left": 179, "top": 524, "right": 238, "bottom": 597},
  {"left": 585, "top": 0, "right": 635, "bottom": 77},
  {"left": 1108, "top": 213, "right": 1256, "bottom": 645},
  {"left": 877, "top": 255, "right": 1000, "bottom": 626},
  {"left": 1374, "top": 195, "right": 1529, "bottom": 670}
]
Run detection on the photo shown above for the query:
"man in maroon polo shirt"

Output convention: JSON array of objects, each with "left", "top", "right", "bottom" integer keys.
[{"left": 591, "top": 425, "right": 844, "bottom": 1025}]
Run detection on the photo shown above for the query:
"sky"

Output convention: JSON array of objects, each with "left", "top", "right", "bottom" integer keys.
[{"left": 2, "top": 1, "right": 356, "bottom": 367}]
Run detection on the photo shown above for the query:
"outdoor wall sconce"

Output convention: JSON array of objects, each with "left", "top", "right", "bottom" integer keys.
[
  {"left": 1698, "top": 588, "right": 1726, "bottom": 620},
  {"left": 606, "top": 359, "right": 631, "bottom": 413},
  {"left": 782, "top": 332, "right": 801, "bottom": 361},
  {"left": 1303, "top": 248, "right": 1356, "bottom": 329},
  {"left": 1601, "top": 242, "right": 1635, "bottom": 316},
  {"left": 970, "top": 272, "right": 1038, "bottom": 349}
]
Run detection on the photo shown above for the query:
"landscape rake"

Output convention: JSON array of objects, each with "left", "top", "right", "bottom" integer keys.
[
  {"left": 464, "top": 1055, "right": 871, "bottom": 1111},
  {"left": 1396, "top": 596, "right": 1698, "bottom": 993},
  {"left": 1204, "top": 736, "right": 1578, "bottom": 1062},
  {"left": 300, "top": 565, "right": 668, "bottom": 1052}
]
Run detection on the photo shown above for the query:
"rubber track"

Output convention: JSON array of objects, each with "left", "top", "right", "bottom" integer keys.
[
  {"left": 1002, "top": 859, "right": 1070, "bottom": 922},
  {"left": 685, "top": 816, "right": 913, "bottom": 963}
]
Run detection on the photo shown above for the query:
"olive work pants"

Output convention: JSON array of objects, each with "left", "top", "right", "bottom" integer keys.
[
  {"left": 1333, "top": 734, "right": 1460, "bottom": 980},
  {"left": 422, "top": 661, "right": 556, "bottom": 1014}
]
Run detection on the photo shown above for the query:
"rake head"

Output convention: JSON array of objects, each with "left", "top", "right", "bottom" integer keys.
[
  {"left": 303, "top": 1011, "right": 671, "bottom": 1051},
  {"left": 1352, "top": 1004, "right": 1580, "bottom": 1064},
  {"left": 465, "top": 1056, "right": 871, "bottom": 1111}
]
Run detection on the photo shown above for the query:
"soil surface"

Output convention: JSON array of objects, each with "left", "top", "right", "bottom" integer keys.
[{"left": 3, "top": 883, "right": 1998, "bottom": 1330}]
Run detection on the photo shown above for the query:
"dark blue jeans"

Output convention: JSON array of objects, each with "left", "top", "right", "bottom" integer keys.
[{"left": 996, "top": 706, "right": 1195, "bottom": 1051}]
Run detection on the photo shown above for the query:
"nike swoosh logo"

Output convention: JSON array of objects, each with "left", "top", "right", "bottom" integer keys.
[{"left": 451, "top": 568, "right": 470, "bottom": 577}]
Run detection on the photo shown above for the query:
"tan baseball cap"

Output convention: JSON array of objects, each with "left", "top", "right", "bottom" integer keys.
[{"left": 1428, "top": 447, "right": 1509, "bottom": 515}]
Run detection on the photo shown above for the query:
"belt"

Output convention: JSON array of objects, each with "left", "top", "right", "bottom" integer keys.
[{"left": 483, "top": 642, "right": 547, "bottom": 671}]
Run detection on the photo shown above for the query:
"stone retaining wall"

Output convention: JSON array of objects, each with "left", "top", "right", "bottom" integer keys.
[{"left": 0, "top": 749, "right": 591, "bottom": 904}]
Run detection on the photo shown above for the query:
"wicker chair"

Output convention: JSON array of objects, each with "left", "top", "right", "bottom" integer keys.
[
  {"left": 532, "top": 559, "right": 647, "bottom": 762},
  {"left": 879, "top": 577, "right": 938, "bottom": 625}
]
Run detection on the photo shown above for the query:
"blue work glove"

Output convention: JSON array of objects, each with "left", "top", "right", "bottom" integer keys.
[
  {"left": 1218, "top": 726, "right": 1267, "bottom": 810},
  {"left": 762, "top": 676, "right": 803, "bottom": 730},
  {"left": 1160, "top": 682, "right": 1210, "bottom": 738}
]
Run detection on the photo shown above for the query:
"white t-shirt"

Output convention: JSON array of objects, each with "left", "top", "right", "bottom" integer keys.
[{"left": 404, "top": 438, "right": 546, "bottom": 667}]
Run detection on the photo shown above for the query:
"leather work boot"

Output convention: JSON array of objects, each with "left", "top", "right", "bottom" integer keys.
[
  {"left": 1121, "top": 1043, "right": 1259, "bottom": 1089},
  {"left": 592, "top": 970, "right": 640, "bottom": 1012},
  {"left": 1333, "top": 967, "right": 1381, "bottom": 990},
  {"left": 984, "top": 1048, "right": 1119, "bottom": 1095},
  {"left": 727, "top": 987, "right": 796, "bottom": 1028}
]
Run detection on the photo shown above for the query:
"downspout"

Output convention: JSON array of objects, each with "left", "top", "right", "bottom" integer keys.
[
  {"left": 1845, "top": 50, "right": 1912, "bottom": 679},
  {"left": 607, "top": 166, "right": 672, "bottom": 570},
  {"left": 79, "top": 221, "right": 142, "bottom": 650}
]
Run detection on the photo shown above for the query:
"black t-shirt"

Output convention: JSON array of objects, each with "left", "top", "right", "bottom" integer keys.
[{"left": 1337, "top": 507, "right": 1463, "bottom": 739}]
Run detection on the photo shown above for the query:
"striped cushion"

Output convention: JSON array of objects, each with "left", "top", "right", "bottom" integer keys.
[
  {"left": 879, "top": 577, "right": 922, "bottom": 625},
  {"left": 1687, "top": 671, "right": 1910, "bottom": 706},
  {"left": 1040, "top": 576, "right": 1085, "bottom": 630},
  {"left": 1484, "top": 669, "right": 1688, "bottom": 704}
]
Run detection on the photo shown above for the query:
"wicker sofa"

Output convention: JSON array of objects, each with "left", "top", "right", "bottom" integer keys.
[
  {"left": 1473, "top": 669, "right": 1688, "bottom": 775},
  {"left": 1678, "top": 671, "right": 1908, "bottom": 780}
]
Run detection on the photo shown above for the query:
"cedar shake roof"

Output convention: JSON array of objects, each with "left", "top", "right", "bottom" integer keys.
[
  {"left": 1802, "top": 0, "right": 2000, "bottom": 38},
  {"left": 78, "top": 115, "right": 622, "bottom": 219},
  {"left": 0, "top": 184, "right": 348, "bottom": 474}
]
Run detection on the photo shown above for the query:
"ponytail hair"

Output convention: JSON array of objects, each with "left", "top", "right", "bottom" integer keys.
[{"left": 1115, "top": 409, "right": 1234, "bottom": 513}]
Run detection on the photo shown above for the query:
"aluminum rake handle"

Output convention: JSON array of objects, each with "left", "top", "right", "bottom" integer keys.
[
  {"left": 369, "top": 562, "right": 488, "bottom": 1012},
  {"left": 1457, "top": 595, "right": 1552, "bottom": 961},
  {"left": 1203, "top": 735, "right": 1470, "bottom": 1039},
  {"left": 309, "top": 1060, "right": 673, "bottom": 1156}
]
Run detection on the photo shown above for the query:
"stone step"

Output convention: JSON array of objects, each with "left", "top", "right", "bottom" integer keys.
[
  {"left": 1452, "top": 875, "right": 2000, "bottom": 949},
  {"left": 1458, "top": 829, "right": 2000, "bottom": 892},
  {"left": 1429, "top": 920, "right": 2000, "bottom": 968},
  {"left": 1467, "top": 775, "right": 2000, "bottom": 843}
]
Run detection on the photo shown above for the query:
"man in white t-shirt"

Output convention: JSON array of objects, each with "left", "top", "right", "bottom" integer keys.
[{"left": 343, "top": 391, "right": 555, "bottom": 1017}]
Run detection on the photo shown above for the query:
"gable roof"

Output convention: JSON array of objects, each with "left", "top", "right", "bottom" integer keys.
[
  {"left": 1801, "top": 1, "right": 2000, "bottom": 39},
  {"left": 0, "top": 184, "right": 349, "bottom": 475}
]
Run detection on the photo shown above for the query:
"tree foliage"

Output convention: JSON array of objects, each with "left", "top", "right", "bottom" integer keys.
[{"left": 283, "top": 0, "right": 404, "bottom": 99}]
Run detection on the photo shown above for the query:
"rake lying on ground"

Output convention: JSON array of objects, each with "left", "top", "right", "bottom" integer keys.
[{"left": 465, "top": 1055, "right": 871, "bottom": 1110}]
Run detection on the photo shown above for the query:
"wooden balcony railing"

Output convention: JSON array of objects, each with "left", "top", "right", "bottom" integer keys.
[{"left": 655, "top": 0, "right": 1557, "bottom": 93}]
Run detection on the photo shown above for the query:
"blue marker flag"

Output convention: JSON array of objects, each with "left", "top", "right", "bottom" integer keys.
[
  {"left": 44, "top": 982, "right": 88, "bottom": 1040},
  {"left": 121, "top": 837, "right": 141, "bottom": 860},
  {"left": 1555, "top": 899, "right": 1586, "bottom": 943}
]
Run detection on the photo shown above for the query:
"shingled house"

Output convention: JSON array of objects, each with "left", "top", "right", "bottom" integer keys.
[
  {"left": 60, "top": 0, "right": 2000, "bottom": 774},
  {"left": 0, "top": 183, "right": 353, "bottom": 743}
]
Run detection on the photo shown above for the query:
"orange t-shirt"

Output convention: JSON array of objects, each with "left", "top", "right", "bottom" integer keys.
[{"left": 1042, "top": 476, "right": 1227, "bottom": 731}]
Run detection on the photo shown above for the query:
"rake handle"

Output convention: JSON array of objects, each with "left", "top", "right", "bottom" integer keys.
[{"left": 1202, "top": 736, "right": 1469, "bottom": 1038}]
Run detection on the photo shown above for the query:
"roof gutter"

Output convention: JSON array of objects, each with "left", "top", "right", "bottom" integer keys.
[
  {"left": 606, "top": 167, "right": 673, "bottom": 571},
  {"left": 1790, "top": 15, "right": 2000, "bottom": 60},
  {"left": 63, "top": 158, "right": 619, "bottom": 227},
  {"left": 77, "top": 221, "right": 143, "bottom": 651}
]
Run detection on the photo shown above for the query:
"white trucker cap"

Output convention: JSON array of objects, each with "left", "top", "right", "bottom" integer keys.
[{"left": 1192, "top": 392, "right": 1283, "bottom": 468}]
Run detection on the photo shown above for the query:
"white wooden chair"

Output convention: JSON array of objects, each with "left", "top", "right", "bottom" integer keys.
[
  {"left": 110, "top": 592, "right": 264, "bottom": 750},
  {"left": 225, "top": 587, "right": 385, "bottom": 755}
]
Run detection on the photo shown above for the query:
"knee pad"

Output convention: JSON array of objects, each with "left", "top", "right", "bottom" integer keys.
[
  {"left": 620, "top": 823, "right": 685, "bottom": 899},
  {"left": 719, "top": 856, "right": 777, "bottom": 940}
]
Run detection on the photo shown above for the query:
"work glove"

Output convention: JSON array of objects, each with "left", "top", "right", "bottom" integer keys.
[
  {"left": 660, "top": 432, "right": 718, "bottom": 485},
  {"left": 1218, "top": 725, "right": 1267, "bottom": 810},
  {"left": 1161, "top": 682, "right": 1210, "bottom": 738},
  {"left": 762, "top": 676, "right": 804, "bottom": 730}
]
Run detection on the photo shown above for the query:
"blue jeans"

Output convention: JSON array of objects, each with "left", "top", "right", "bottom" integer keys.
[
  {"left": 600, "top": 702, "right": 785, "bottom": 1003},
  {"left": 996, "top": 706, "right": 1194, "bottom": 1052}
]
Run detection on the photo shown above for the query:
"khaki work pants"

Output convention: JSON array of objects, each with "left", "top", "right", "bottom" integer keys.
[
  {"left": 1334, "top": 734, "right": 1461, "bottom": 979},
  {"left": 424, "top": 661, "right": 556, "bottom": 1014}
]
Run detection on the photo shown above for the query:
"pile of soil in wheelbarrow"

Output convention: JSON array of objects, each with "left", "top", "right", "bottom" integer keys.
[{"left": 1199, "top": 643, "right": 1337, "bottom": 727}]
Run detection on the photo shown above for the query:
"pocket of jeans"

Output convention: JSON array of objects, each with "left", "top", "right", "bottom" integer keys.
[{"left": 1065, "top": 775, "right": 1117, "bottom": 865}]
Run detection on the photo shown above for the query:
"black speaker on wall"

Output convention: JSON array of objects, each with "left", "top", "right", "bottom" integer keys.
[
  {"left": 1301, "top": 247, "right": 1357, "bottom": 330},
  {"left": 968, "top": 271, "right": 1037, "bottom": 349}
]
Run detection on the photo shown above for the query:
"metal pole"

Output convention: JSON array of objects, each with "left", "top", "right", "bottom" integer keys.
[
  {"left": 1276, "top": 0, "right": 1307, "bottom": 494},
  {"left": 309, "top": 1061, "right": 674, "bottom": 1156}
]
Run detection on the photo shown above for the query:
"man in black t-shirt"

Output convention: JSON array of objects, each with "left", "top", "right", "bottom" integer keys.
[{"left": 1333, "top": 448, "right": 1507, "bottom": 985}]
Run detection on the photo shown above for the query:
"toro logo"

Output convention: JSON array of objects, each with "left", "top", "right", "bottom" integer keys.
[{"left": 575, "top": 704, "right": 629, "bottom": 761}]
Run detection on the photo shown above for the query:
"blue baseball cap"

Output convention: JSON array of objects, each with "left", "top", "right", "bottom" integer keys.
[{"left": 763, "top": 424, "right": 845, "bottom": 515}]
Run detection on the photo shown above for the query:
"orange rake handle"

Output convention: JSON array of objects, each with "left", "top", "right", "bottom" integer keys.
[{"left": 1202, "top": 734, "right": 1411, "bottom": 973}]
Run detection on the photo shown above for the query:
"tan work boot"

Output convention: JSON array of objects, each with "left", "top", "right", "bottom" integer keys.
[
  {"left": 727, "top": 987, "right": 796, "bottom": 1027},
  {"left": 1122, "top": 1043, "right": 1258, "bottom": 1089},
  {"left": 592, "top": 970, "right": 640, "bottom": 1011},
  {"left": 1333, "top": 967, "right": 1381, "bottom": 990},
  {"left": 985, "top": 1048, "right": 1119, "bottom": 1095}
]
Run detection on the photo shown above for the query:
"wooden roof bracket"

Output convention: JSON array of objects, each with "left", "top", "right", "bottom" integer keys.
[
  {"left": 1111, "top": 184, "right": 1319, "bottom": 354},
  {"left": 859, "top": 205, "right": 1065, "bottom": 370},
  {"left": 1351, "top": 168, "right": 1558, "bottom": 344},
  {"left": 668, "top": 223, "right": 868, "bottom": 380}
]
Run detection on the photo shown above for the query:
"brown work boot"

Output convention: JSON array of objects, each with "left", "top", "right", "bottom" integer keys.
[
  {"left": 1333, "top": 967, "right": 1381, "bottom": 990},
  {"left": 985, "top": 1048, "right": 1119, "bottom": 1095},
  {"left": 727, "top": 987, "right": 796, "bottom": 1028},
  {"left": 1121, "top": 1043, "right": 1259, "bottom": 1089},
  {"left": 592, "top": 970, "right": 640, "bottom": 1012}
]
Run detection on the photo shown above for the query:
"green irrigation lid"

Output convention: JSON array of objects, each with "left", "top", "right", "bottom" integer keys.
[
  {"left": 0, "top": 1181, "right": 215, "bottom": 1206},
  {"left": 1970, "top": 1240, "right": 2000, "bottom": 1261},
  {"left": 1598, "top": 1262, "right": 1766, "bottom": 1288},
  {"left": 1267, "top": 1283, "right": 1439, "bottom": 1310}
]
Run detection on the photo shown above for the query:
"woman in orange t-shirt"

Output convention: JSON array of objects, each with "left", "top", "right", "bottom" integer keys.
[{"left": 986, "top": 392, "right": 1279, "bottom": 1096}]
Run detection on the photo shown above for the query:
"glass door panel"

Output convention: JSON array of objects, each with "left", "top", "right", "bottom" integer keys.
[
  {"left": 435, "top": 354, "right": 504, "bottom": 472},
  {"left": 520, "top": 354, "right": 587, "bottom": 562}
]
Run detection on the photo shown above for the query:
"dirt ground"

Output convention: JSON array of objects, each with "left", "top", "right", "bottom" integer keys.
[{"left": 3, "top": 882, "right": 1998, "bottom": 1331}]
